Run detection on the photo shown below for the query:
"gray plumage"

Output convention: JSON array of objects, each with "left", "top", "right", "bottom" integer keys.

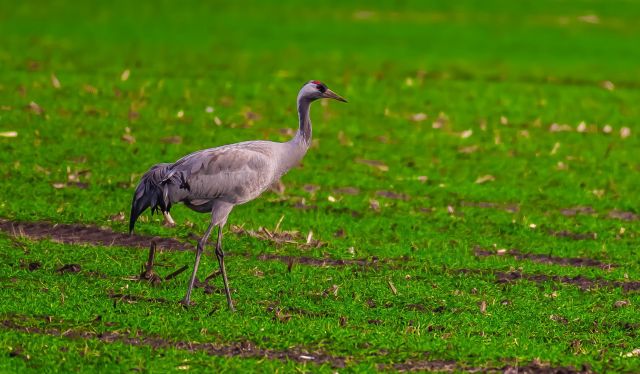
[{"left": 129, "top": 80, "right": 346, "bottom": 310}]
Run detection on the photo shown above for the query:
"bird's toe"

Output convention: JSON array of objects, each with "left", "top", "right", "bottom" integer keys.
[{"left": 179, "top": 298, "right": 195, "bottom": 308}]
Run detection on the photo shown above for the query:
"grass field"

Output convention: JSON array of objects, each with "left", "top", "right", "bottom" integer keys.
[{"left": 1, "top": 0, "right": 640, "bottom": 372}]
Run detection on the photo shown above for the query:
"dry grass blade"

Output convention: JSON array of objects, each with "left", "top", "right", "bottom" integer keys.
[
  {"left": 475, "top": 175, "right": 495, "bottom": 184},
  {"left": 369, "top": 199, "right": 381, "bottom": 212},
  {"left": 274, "top": 215, "right": 285, "bottom": 233},
  {"left": 387, "top": 280, "right": 398, "bottom": 295},
  {"left": 51, "top": 73, "right": 61, "bottom": 89},
  {"left": 355, "top": 158, "right": 389, "bottom": 171},
  {"left": 28, "top": 101, "right": 43, "bottom": 115},
  {"left": 230, "top": 225, "right": 325, "bottom": 248}
]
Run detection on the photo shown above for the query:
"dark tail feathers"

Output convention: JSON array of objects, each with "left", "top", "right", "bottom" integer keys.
[{"left": 129, "top": 163, "right": 171, "bottom": 233}]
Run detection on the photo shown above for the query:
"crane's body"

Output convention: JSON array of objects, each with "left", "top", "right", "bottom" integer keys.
[
  {"left": 160, "top": 138, "right": 306, "bottom": 210},
  {"left": 129, "top": 81, "right": 346, "bottom": 310}
]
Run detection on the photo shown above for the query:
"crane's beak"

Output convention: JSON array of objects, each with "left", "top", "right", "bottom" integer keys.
[{"left": 323, "top": 89, "right": 348, "bottom": 103}]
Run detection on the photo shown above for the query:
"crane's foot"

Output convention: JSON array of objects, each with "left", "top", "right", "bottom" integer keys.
[
  {"left": 139, "top": 241, "right": 162, "bottom": 285},
  {"left": 227, "top": 300, "right": 236, "bottom": 312},
  {"left": 140, "top": 270, "right": 162, "bottom": 286},
  {"left": 179, "top": 298, "right": 195, "bottom": 308}
]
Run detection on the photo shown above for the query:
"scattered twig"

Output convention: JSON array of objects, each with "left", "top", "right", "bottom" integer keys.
[
  {"left": 204, "top": 270, "right": 221, "bottom": 283},
  {"left": 164, "top": 265, "right": 188, "bottom": 281}
]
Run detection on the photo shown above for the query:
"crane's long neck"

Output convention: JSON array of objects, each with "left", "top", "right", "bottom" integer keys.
[
  {"left": 295, "top": 96, "right": 312, "bottom": 146},
  {"left": 277, "top": 95, "right": 313, "bottom": 176}
]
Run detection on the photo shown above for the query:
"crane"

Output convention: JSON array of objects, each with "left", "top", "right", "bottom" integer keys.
[{"left": 129, "top": 81, "right": 347, "bottom": 311}]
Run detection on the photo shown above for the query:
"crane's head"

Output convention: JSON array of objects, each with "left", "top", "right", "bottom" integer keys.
[{"left": 299, "top": 80, "right": 347, "bottom": 103}]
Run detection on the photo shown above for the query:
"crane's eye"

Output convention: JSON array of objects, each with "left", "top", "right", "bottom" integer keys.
[{"left": 315, "top": 84, "right": 327, "bottom": 93}]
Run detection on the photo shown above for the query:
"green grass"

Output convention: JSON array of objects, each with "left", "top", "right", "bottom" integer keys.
[{"left": 1, "top": 0, "right": 640, "bottom": 371}]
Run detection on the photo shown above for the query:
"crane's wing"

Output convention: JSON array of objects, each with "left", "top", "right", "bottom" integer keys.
[{"left": 162, "top": 142, "right": 276, "bottom": 207}]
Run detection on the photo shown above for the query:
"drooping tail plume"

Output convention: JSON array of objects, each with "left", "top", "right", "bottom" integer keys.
[{"left": 129, "top": 163, "right": 171, "bottom": 233}]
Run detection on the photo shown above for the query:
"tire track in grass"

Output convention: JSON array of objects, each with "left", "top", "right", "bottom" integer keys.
[
  {"left": 493, "top": 271, "right": 640, "bottom": 292},
  {"left": 0, "top": 218, "right": 407, "bottom": 268},
  {"left": 379, "top": 359, "right": 590, "bottom": 373},
  {"left": 0, "top": 219, "right": 616, "bottom": 270},
  {"left": 473, "top": 247, "right": 616, "bottom": 270},
  {"left": 4, "top": 219, "right": 639, "bottom": 293},
  {"left": 0, "top": 219, "right": 191, "bottom": 251},
  {"left": 457, "top": 201, "right": 638, "bottom": 223},
  {"left": 0, "top": 314, "right": 347, "bottom": 368},
  {"left": 560, "top": 206, "right": 638, "bottom": 221},
  {"left": 3, "top": 198, "right": 638, "bottom": 252},
  {"left": 470, "top": 247, "right": 640, "bottom": 291},
  {"left": 457, "top": 269, "right": 640, "bottom": 292},
  {"left": 1, "top": 313, "right": 591, "bottom": 372}
]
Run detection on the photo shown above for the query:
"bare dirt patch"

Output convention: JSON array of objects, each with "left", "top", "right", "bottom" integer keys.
[
  {"left": 333, "top": 187, "right": 360, "bottom": 195},
  {"left": 0, "top": 219, "right": 331, "bottom": 257},
  {"left": 608, "top": 210, "right": 638, "bottom": 221},
  {"left": 376, "top": 190, "right": 409, "bottom": 200},
  {"left": 549, "top": 230, "right": 597, "bottom": 241},
  {"left": 474, "top": 247, "right": 615, "bottom": 270},
  {"left": 457, "top": 268, "right": 640, "bottom": 292},
  {"left": 560, "top": 206, "right": 595, "bottom": 217},
  {"left": 559, "top": 207, "right": 638, "bottom": 221},
  {"left": 0, "top": 219, "right": 191, "bottom": 251},
  {"left": 0, "top": 314, "right": 347, "bottom": 368}
]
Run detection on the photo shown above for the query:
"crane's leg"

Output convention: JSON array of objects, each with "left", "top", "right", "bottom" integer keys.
[
  {"left": 180, "top": 221, "right": 215, "bottom": 306},
  {"left": 215, "top": 225, "right": 235, "bottom": 311}
]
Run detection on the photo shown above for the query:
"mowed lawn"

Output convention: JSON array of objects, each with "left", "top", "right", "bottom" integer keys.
[{"left": 1, "top": 0, "right": 640, "bottom": 372}]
